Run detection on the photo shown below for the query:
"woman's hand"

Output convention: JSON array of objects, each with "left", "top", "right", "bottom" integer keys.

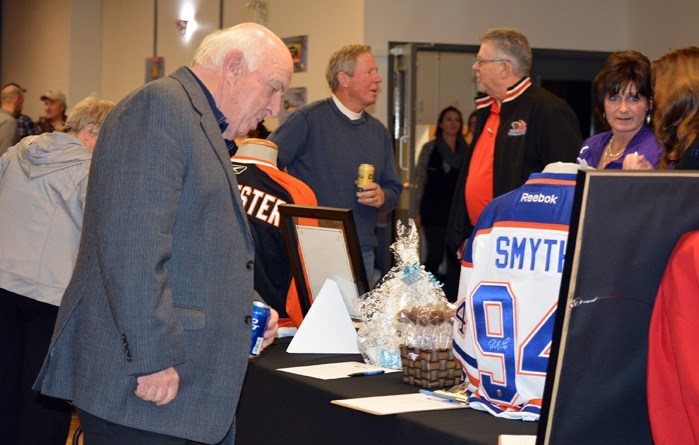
[{"left": 623, "top": 152, "right": 654, "bottom": 170}]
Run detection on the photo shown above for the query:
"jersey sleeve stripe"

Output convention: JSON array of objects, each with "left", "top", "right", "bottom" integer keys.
[{"left": 525, "top": 178, "right": 576, "bottom": 186}]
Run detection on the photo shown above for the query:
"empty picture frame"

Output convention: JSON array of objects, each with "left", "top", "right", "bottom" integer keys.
[{"left": 279, "top": 204, "right": 369, "bottom": 319}]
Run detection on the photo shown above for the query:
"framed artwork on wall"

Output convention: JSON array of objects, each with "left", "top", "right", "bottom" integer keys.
[
  {"left": 145, "top": 57, "right": 164, "bottom": 83},
  {"left": 283, "top": 35, "right": 307, "bottom": 73},
  {"left": 280, "top": 87, "right": 307, "bottom": 123}
]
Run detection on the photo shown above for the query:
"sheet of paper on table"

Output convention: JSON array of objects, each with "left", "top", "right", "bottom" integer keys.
[
  {"left": 331, "top": 393, "right": 469, "bottom": 415},
  {"left": 498, "top": 435, "right": 536, "bottom": 445},
  {"left": 277, "top": 361, "right": 400, "bottom": 380}
]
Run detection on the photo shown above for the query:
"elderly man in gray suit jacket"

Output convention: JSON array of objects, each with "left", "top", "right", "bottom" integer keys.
[{"left": 34, "top": 23, "right": 293, "bottom": 445}]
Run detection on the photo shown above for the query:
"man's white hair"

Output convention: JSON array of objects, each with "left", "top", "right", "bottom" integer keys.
[{"left": 191, "top": 23, "right": 279, "bottom": 72}]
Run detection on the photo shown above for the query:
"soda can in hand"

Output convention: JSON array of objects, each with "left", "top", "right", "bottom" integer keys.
[
  {"left": 249, "top": 301, "right": 271, "bottom": 357},
  {"left": 356, "top": 164, "right": 374, "bottom": 192}
]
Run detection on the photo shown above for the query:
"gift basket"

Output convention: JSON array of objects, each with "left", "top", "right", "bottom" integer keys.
[
  {"left": 355, "top": 219, "right": 461, "bottom": 388},
  {"left": 397, "top": 304, "right": 461, "bottom": 388}
]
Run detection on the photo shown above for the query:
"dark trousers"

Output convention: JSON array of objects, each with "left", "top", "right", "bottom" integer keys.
[
  {"left": 77, "top": 409, "right": 206, "bottom": 445},
  {"left": 423, "top": 225, "right": 448, "bottom": 276},
  {"left": 0, "top": 288, "right": 72, "bottom": 445},
  {"left": 422, "top": 225, "right": 459, "bottom": 302},
  {"left": 444, "top": 251, "right": 461, "bottom": 303}
]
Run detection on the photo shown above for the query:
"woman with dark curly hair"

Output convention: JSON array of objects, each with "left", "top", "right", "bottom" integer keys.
[{"left": 577, "top": 50, "right": 663, "bottom": 170}]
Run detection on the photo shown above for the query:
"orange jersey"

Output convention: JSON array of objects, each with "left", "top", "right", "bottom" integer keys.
[{"left": 232, "top": 155, "right": 317, "bottom": 328}]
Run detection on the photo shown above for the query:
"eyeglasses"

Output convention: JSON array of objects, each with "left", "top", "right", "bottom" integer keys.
[{"left": 475, "top": 58, "right": 511, "bottom": 67}]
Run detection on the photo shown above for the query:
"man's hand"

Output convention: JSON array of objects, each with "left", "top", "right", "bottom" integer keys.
[
  {"left": 135, "top": 367, "right": 180, "bottom": 406},
  {"left": 261, "top": 308, "right": 279, "bottom": 351},
  {"left": 356, "top": 182, "right": 385, "bottom": 208}
]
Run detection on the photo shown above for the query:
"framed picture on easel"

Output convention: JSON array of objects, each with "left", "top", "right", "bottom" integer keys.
[{"left": 278, "top": 204, "right": 368, "bottom": 319}]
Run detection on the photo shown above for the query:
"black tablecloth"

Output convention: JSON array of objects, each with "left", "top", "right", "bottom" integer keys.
[{"left": 235, "top": 339, "right": 537, "bottom": 445}]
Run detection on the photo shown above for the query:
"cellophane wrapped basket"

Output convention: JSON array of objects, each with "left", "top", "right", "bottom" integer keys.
[{"left": 355, "top": 219, "right": 458, "bottom": 388}]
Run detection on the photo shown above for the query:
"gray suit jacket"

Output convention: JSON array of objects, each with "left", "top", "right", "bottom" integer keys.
[{"left": 35, "top": 67, "right": 255, "bottom": 444}]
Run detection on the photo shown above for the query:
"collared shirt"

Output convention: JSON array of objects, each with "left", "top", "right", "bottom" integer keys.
[
  {"left": 474, "top": 77, "right": 533, "bottom": 110},
  {"left": 465, "top": 101, "right": 500, "bottom": 225},
  {"left": 332, "top": 94, "right": 363, "bottom": 120},
  {"left": 186, "top": 67, "right": 236, "bottom": 154},
  {"left": 465, "top": 77, "right": 534, "bottom": 225}
]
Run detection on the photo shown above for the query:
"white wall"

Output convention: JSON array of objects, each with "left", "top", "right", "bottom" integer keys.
[
  {"left": 2, "top": 0, "right": 71, "bottom": 117},
  {"left": 157, "top": 0, "right": 222, "bottom": 75},
  {"left": 364, "top": 0, "right": 627, "bottom": 51},
  {"left": 259, "top": 0, "right": 364, "bottom": 129},
  {"left": 628, "top": 0, "right": 699, "bottom": 60},
  {"left": 3, "top": 0, "right": 699, "bottom": 123},
  {"left": 69, "top": 0, "right": 102, "bottom": 107},
  {"left": 100, "top": 0, "right": 152, "bottom": 106},
  {"left": 363, "top": 0, "right": 629, "bottom": 127}
]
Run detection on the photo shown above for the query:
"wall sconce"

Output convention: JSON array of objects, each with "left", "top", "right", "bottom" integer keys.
[{"left": 176, "top": 20, "right": 188, "bottom": 36}]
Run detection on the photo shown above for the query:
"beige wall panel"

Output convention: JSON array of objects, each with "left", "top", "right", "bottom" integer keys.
[
  {"left": 2, "top": 0, "right": 71, "bottom": 119},
  {"left": 4, "top": 0, "right": 699, "bottom": 125}
]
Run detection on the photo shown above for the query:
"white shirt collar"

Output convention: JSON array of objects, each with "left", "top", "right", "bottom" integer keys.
[{"left": 332, "top": 94, "right": 363, "bottom": 120}]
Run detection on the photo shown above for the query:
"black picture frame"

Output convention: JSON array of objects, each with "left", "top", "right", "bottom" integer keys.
[
  {"left": 278, "top": 204, "right": 369, "bottom": 318},
  {"left": 538, "top": 170, "right": 699, "bottom": 445}
]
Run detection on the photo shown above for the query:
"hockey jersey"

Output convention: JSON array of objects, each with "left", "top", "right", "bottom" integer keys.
[
  {"left": 453, "top": 171, "right": 576, "bottom": 421},
  {"left": 231, "top": 154, "right": 317, "bottom": 328}
]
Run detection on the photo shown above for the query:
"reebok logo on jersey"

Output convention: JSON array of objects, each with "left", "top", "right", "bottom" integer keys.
[
  {"left": 231, "top": 165, "right": 248, "bottom": 175},
  {"left": 520, "top": 193, "right": 558, "bottom": 204}
]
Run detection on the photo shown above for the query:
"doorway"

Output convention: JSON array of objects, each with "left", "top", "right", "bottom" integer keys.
[{"left": 382, "top": 42, "right": 611, "bottom": 273}]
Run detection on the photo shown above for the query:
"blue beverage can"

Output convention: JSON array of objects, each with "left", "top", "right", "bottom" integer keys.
[{"left": 249, "top": 301, "right": 271, "bottom": 356}]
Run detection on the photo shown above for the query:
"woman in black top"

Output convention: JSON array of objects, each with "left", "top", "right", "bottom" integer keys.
[{"left": 414, "top": 106, "right": 467, "bottom": 301}]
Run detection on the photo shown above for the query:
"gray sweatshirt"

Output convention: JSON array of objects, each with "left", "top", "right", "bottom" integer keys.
[{"left": 0, "top": 132, "right": 91, "bottom": 305}]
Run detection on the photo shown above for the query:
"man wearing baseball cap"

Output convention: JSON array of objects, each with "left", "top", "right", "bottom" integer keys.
[
  {"left": 2, "top": 83, "right": 38, "bottom": 139},
  {"left": 36, "top": 89, "right": 67, "bottom": 133},
  {"left": 0, "top": 84, "right": 21, "bottom": 155}
]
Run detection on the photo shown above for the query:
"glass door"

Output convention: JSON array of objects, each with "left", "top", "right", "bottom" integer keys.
[
  {"left": 387, "top": 42, "right": 418, "bottom": 226},
  {"left": 383, "top": 42, "right": 607, "bottom": 274},
  {"left": 388, "top": 43, "right": 479, "bottom": 226}
]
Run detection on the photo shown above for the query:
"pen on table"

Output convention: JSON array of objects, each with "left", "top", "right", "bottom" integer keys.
[
  {"left": 419, "top": 389, "right": 468, "bottom": 405},
  {"left": 347, "top": 370, "right": 385, "bottom": 377}
]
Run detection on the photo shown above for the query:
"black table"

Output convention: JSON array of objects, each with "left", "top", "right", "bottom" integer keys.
[{"left": 235, "top": 338, "right": 537, "bottom": 445}]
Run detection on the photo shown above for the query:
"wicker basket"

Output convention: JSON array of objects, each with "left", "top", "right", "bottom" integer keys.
[{"left": 400, "top": 345, "right": 462, "bottom": 389}]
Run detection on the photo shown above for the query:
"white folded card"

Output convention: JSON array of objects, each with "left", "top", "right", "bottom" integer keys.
[{"left": 287, "top": 279, "right": 359, "bottom": 354}]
